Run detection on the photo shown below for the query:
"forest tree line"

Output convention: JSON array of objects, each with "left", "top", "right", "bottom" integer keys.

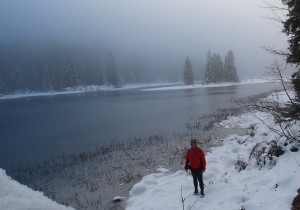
[
  {"left": 183, "top": 49, "right": 239, "bottom": 85},
  {"left": 0, "top": 41, "right": 239, "bottom": 94},
  {"left": 0, "top": 41, "right": 144, "bottom": 94}
]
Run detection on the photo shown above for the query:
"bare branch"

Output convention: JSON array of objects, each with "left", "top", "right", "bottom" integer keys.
[
  {"left": 260, "top": 0, "right": 288, "bottom": 23},
  {"left": 261, "top": 46, "right": 290, "bottom": 57},
  {"left": 181, "top": 185, "right": 191, "bottom": 210},
  {"left": 237, "top": 90, "right": 299, "bottom": 145},
  {"left": 181, "top": 184, "right": 199, "bottom": 210},
  {"left": 261, "top": 0, "right": 288, "bottom": 11},
  {"left": 265, "top": 61, "right": 294, "bottom": 104},
  {"left": 261, "top": 15, "right": 283, "bottom": 23},
  {"left": 188, "top": 199, "right": 198, "bottom": 210},
  {"left": 181, "top": 185, "right": 185, "bottom": 210},
  {"left": 295, "top": 158, "right": 300, "bottom": 168}
]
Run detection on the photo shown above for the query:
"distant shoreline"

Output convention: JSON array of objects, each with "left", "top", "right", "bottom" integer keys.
[
  {"left": 141, "top": 78, "right": 280, "bottom": 91},
  {"left": 0, "top": 78, "right": 282, "bottom": 100}
]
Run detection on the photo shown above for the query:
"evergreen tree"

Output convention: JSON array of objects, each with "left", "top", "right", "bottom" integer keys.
[
  {"left": 213, "top": 53, "right": 224, "bottom": 82},
  {"left": 204, "top": 49, "right": 214, "bottom": 84},
  {"left": 183, "top": 56, "right": 194, "bottom": 85},
  {"left": 282, "top": 0, "right": 300, "bottom": 100},
  {"left": 205, "top": 53, "right": 223, "bottom": 83},
  {"left": 282, "top": 0, "right": 300, "bottom": 65},
  {"left": 292, "top": 71, "right": 300, "bottom": 100},
  {"left": 224, "top": 50, "right": 239, "bottom": 82},
  {"left": 106, "top": 53, "right": 119, "bottom": 87}
]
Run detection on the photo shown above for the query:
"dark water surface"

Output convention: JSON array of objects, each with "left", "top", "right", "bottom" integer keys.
[{"left": 0, "top": 83, "right": 281, "bottom": 169}]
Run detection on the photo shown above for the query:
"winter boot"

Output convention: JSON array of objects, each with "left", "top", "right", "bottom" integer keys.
[{"left": 200, "top": 189, "right": 204, "bottom": 197}]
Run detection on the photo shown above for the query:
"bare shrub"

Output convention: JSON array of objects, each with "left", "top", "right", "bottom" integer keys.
[
  {"left": 235, "top": 156, "right": 248, "bottom": 172},
  {"left": 249, "top": 140, "right": 284, "bottom": 167},
  {"left": 237, "top": 62, "right": 300, "bottom": 147}
]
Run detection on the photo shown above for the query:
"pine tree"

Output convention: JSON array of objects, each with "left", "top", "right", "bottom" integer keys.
[
  {"left": 282, "top": 0, "right": 300, "bottom": 65},
  {"left": 291, "top": 71, "right": 300, "bottom": 100},
  {"left": 204, "top": 49, "right": 224, "bottom": 84},
  {"left": 106, "top": 53, "right": 119, "bottom": 87},
  {"left": 214, "top": 53, "right": 224, "bottom": 83},
  {"left": 204, "top": 49, "right": 214, "bottom": 84},
  {"left": 183, "top": 56, "right": 194, "bottom": 85},
  {"left": 224, "top": 50, "right": 239, "bottom": 82},
  {"left": 281, "top": 0, "right": 300, "bottom": 100}
]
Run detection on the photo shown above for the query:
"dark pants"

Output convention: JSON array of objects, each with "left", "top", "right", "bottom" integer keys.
[{"left": 190, "top": 167, "right": 204, "bottom": 193}]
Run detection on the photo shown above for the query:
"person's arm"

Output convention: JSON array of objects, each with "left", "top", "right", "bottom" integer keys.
[
  {"left": 184, "top": 151, "right": 189, "bottom": 172},
  {"left": 201, "top": 150, "right": 206, "bottom": 172}
]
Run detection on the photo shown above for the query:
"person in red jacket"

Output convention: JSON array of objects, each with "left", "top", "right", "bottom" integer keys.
[{"left": 184, "top": 138, "right": 206, "bottom": 196}]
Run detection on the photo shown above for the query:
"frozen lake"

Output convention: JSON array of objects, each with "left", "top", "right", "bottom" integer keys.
[{"left": 0, "top": 83, "right": 281, "bottom": 169}]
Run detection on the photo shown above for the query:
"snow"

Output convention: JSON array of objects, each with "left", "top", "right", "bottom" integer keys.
[
  {"left": 112, "top": 196, "right": 126, "bottom": 202},
  {"left": 0, "top": 78, "right": 283, "bottom": 100},
  {"left": 156, "top": 167, "right": 170, "bottom": 173},
  {"left": 0, "top": 85, "right": 114, "bottom": 100},
  {"left": 141, "top": 78, "right": 282, "bottom": 91},
  {"left": 0, "top": 169, "right": 74, "bottom": 210},
  {"left": 126, "top": 91, "right": 300, "bottom": 210},
  {"left": 0, "top": 82, "right": 179, "bottom": 100}
]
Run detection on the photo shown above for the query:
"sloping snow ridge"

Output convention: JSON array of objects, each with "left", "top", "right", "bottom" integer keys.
[
  {"left": 0, "top": 169, "right": 74, "bottom": 210},
  {"left": 126, "top": 91, "right": 300, "bottom": 210}
]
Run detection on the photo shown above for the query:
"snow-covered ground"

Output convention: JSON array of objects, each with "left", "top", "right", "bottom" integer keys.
[
  {"left": 0, "top": 78, "right": 282, "bottom": 100},
  {"left": 0, "top": 169, "right": 74, "bottom": 210},
  {"left": 126, "top": 91, "right": 300, "bottom": 210}
]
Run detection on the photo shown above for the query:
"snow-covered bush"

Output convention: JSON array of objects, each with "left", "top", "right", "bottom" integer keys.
[
  {"left": 235, "top": 156, "right": 248, "bottom": 172},
  {"left": 249, "top": 140, "right": 285, "bottom": 167}
]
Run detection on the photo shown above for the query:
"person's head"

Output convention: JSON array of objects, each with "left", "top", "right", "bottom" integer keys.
[{"left": 190, "top": 138, "right": 197, "bottom": 149}]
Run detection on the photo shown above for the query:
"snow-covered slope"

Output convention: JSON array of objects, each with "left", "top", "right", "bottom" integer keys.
[
  {"left": 0, "top": 169, "right": 74, "bottom": 210},
  {"left": 126, "top": 92, "right": 300, "bottom": 210}
]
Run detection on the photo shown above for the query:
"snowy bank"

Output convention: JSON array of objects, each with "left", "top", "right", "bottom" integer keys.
[
  {"left": 142, "top": 78, "right": 283, "bottom": 91},
  {"left": 0, "top": 169, "right": 74, "bottom": 210},
  {"left": 0, "top": 85, "right": 114, "bottom": 100},
  {"left": 126, "top": 92, "right": 300, "bottom": 210},
  {"left": 0, "top": 82, "right": 181, "bottom": 100},
  {"left": 0, "top": 78, "right": 282, "bottom": 100}
]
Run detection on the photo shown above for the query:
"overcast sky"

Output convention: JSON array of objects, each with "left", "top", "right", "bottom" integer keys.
[{"left": 0, "top": 0, "right": 289, "bottom": 79}]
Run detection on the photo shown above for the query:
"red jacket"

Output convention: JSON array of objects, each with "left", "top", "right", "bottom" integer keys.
[{"left": 185, "top": 146, "right": 206, "bottom": 170}]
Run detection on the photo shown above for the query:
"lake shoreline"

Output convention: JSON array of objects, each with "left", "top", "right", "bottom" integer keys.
[
  {"left": 8, "top": 100, "right": 256, "bottom": 210},
  {"left": 0, "top": 78, "right": 279, "bottom": 100}
]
